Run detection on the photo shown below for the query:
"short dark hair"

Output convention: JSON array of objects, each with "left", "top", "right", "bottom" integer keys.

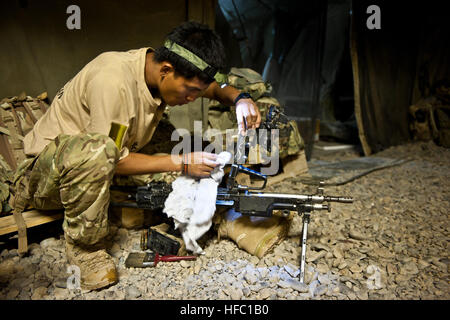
[{"left": 153, "top": 21, "right": 226, "bottom": 84}]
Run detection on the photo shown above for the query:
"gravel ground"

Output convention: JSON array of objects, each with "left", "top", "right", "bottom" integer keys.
[{"left": 0, "top": 140, "right": 448, "bottom": 300}]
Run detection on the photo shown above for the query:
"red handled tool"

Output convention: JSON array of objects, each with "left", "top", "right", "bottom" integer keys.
[
  {"left": 149, "top": 252, "right": 197, "bottom": 267},
  {"left": 125, "top": 251, "right": 197, "bottom": 268}
]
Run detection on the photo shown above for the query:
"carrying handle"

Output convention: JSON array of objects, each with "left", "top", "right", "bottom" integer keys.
[{"left": 226, "top": 163, "right": 267, "bottom": 191}]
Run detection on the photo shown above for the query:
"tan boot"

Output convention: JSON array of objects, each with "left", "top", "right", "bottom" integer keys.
[{"left": 65, "top": 238, "right": 118, "bottom": 290}]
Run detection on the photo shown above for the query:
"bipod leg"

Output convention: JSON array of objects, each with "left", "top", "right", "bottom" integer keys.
[{"left": 299, "top": 212, "right": 311, "bottom": 283}]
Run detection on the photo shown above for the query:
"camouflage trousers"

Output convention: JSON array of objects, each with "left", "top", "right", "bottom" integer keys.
[
  {"left": 14, "top": 133, "right": 119, "bottom": 245},
  {"left": 13, "top": 133, "right": 182, "bottom": 246}
]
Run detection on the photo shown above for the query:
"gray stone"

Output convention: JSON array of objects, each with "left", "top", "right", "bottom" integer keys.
[
  {"left": 8, "top": 249, "right": 19, "bottom": 258},
  {"left": 31, "top": 286, "right": 48, "bottom": 300},
  {"left": 291, "top": 280, "right": 310, "bottom": 293},
  {"left": 307, "top": 251, "right": 327, "bottom": 263},
  {"left": 349, "top": 229, "right": 366, "bottom": 241},
  {"left": 53, "top": 288, "right": 68, "bottom": 300},
  {"left": 316, "top": 263, "right": 329, "bottom": 274},
  {"left": 230, "top": 287, "right": 243, "bottom": 300},
  {"left": 6, "top": 289, "right": 19, "bottom": 300},
  {"left": 400, "top": 262, "right": 419, "bottom": 275},
  {"left": 40, "top": 238, "right": 59, "bottom": 250},
  {"left": 33, "top": 277, "right": 52, "bottom": 289},
  {"left": 284, "top": 264, "right": 300, "bottom": 278},
  {"left": 332, "top": 247, "right": 344, "bottom": 259},
  {"left": 244, "top": 271, "right": 258, "bottom": 285},
  {"left": 126, "top": 285, "right": 141, "bottom": 299},
  {"left": 54, "top": 277, "right": 68, "bottom": 289},
  {"left": 318, "top": 274, "right": 332, "bottom": 285},
  {"left": 309, "top": 280, "right": 319, "bottom": 297},
  {"left": 259, "top": 288, "right": 273, "bottom": 299},
  {"left": 314, "top": 284, "right": 328, "bottom": 297}
]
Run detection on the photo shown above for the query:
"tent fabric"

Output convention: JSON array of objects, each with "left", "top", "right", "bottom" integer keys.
[
  {"left": 351, "top": 1, "right": 450, "bottom": 154},
  {"left": 218, "top": 0, "right": 329, "bottom": 159},
  {"left": 2, "top": 0, "right": 448, "bottom": 156},
  {"left": 0, "top": 0, "right": 215, "bottom": 100}
]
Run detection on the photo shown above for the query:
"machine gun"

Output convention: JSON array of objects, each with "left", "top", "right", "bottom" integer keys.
[
  {"left": 111, "top": 104, "right": 353, "bottom": 281},
  {"left": 110, "top": 162, "right": 353, "bottom": 282},
  {"left": 218, "top": 163, "right": 352, "bottom": 282}
]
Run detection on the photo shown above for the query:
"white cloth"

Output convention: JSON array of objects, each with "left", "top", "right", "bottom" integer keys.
[{"left": 163, "top": 151, "right": 232, "bottom": 254}]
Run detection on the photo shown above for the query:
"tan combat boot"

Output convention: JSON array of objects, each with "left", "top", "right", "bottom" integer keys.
[{"left": 65, "top": 237, "right": 118, "bottom": 290}]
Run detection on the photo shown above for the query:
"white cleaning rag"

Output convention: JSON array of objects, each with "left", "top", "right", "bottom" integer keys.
[{"left": 163, "top": 151, "right": 232, "bottom": 254}]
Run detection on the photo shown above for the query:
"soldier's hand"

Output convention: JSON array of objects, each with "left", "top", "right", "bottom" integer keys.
[
  {"left": 184, "top": 152, "right": 218, "bottom": 178},
  {"left": 236, "top": 99, "right": 261, "bottom": 134}
]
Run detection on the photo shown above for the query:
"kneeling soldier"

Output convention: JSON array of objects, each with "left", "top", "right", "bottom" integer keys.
[{"left": 13, "top": 21, "right": 261, "bottom": 290}]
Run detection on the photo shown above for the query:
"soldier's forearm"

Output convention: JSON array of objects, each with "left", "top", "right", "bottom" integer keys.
[
  {"left": 203, "top": 81, "right": 240, "bottom": 106},
  {"left": 115, "top": 152, "right": 182, "bottom": 176}
]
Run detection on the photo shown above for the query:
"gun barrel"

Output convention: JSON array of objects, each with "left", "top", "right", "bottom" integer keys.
[
  {"left": 247, "top": 192, "right": 353, "bottom": 203},
  {"left": 325, "top": 196, "right": 354, "bottom": 203}
]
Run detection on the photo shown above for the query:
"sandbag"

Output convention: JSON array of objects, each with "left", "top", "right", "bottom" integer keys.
[{"left": 217, "top": 209, "right": 290, "bottom": 258}]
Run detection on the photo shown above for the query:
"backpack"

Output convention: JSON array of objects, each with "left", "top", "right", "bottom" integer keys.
[
  {"left": 207, "top": 68, "right": 304, "bottom": 161},
  {"left": 0, "top": 92, "right": 50, "bottom": 253},
  {"left": 0, "top": 92, "right": 50, "bottom": 171}
]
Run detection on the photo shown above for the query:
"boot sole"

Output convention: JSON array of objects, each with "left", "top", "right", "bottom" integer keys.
[{"left": 81, "top": 278, "right": 118, "bottom": 291}]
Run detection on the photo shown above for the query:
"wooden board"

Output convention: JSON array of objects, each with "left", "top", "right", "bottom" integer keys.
[{"left": 0, "top": 210, "right": 63, "bottom": 236}]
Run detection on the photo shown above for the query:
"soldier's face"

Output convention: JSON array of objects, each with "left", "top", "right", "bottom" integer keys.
[{"left": 160, "top": 71, "right": 209, "bottom": 106}]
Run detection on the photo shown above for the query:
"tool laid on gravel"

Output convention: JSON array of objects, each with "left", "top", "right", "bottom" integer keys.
[{"left": 125, "top": 251, "right": 197, "bottom": 268}]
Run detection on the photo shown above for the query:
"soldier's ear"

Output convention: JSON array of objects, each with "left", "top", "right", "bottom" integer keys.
[{"left": 160, "top": 62, "right": 174, "bottom": 78}]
